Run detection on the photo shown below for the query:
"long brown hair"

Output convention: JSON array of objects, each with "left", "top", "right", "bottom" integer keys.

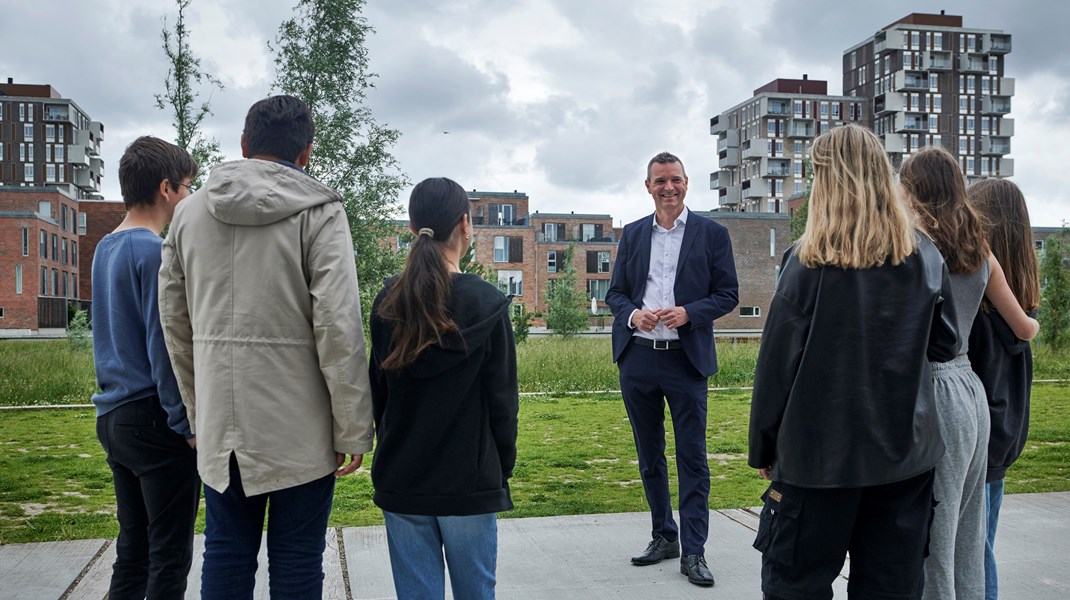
[
  {"left": 967, "top": 178, "right": 1040, "bottom": 311},
  {"left": 797, "top": 124, "right": 915, "bottom": 269},
  {"left": 376, "top": 177, "right": 470, "bottom": 370},
  {"left": 900, "top": 146, "right": 988, "bottom": 273}
]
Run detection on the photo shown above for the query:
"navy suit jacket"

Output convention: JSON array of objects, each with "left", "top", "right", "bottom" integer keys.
[{"left": 606, "top": 210, "right": 739, "bottom": 378}]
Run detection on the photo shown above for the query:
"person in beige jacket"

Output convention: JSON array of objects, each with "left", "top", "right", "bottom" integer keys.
[{"left": 158, "top": 95, "right": 372, "bottom": 600}]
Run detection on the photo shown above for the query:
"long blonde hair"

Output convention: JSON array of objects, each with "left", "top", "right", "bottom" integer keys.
[{"left": 797, "top": 125, "right": 915, "bottom": 268}]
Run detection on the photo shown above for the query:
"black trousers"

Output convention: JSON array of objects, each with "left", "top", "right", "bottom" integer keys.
[
  {"left": 97, "top": 397, "right": 201, "bottom": 600},
  {"left": 755, "top": 469, "right": 936, "bottom": 600}
]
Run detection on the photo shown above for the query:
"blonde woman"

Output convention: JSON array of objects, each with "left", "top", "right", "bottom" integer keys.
[{"left": 749, "top": 125, "right": 958, "bottom": 600}]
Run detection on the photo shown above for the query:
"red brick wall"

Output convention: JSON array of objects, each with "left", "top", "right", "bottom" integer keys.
[
  {"left": 78, "top": 200, "right": 126, "bottom": 303},
  {"left": 705, "top": 212, "right": 792, "bottom": 331},
  {"left": 0, "top": 188, "right": 80, "bottom": 330}
]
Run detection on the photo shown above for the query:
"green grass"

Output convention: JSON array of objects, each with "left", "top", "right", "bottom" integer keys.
[
  {"left": 2, "top": 385, "right": 1068, "bottom": 545},
  {"left": 0, "top": 340, "right": 97, "bottom": 406}
]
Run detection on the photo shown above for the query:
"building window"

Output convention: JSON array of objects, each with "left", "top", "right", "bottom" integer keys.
[
  {"left": 40, "top": 267, "right": 47, "bottom": 295},
  {"left": 588, "top": 278, "right": 610, "bottom": 302},
  {"left": 770, "top": 228, "right": 777, "bottom": 257},
  {"left": 52, "top": 234, "right": 58, "bottom": 260},
  {"left": 740, "top": 306, "right": 762, "bottom": 317},
  {"left": 78, "top": 212, "right": 87, "bottom": 236},
  {"left": 793, "top": 100, "right": 803, "bottom": 116},
  {"left": 547, "top": 250, "right": 558, "bottom": 273},
  {"left": 493, "top": 236, "right": 522, "bottom": 263},
  {"left": 40, "top": 230, "right": 47, "bottom": 258},
  {"left": 581, "top": 223, "right": 604, "bottom": 241},
  {"left": 72, "top": 242, "right": 77, "bottom": 267},
  {"left": 15, "top": 265, "right": 23, "bottom": 295},
  {"left": 55, "top": 144, "right": 64, "bottom": 163},
  {"left": 820, "top": 102, "right": 829, "bottom": 117},
  {"left": 52, "top": 270, "right": 59, "bottom": 296},
  {"left": 18, "top": 103, "right": 25, "bottom": 121},
  {"left": 58, "top": 126, "right": 65, "bottom": 143},
  {"left": 46, "top": 164, "right": 56, "bottom": 183},
  {"left": 45, "top": 124, "right": 56, "bottom": 142},
  {"left": 23, "top": 124, "right": 33, "bottom": 141},
  {"left": 586, "top": 251, "right": 611, "bottom": 273},
  {"left": 62, "top": 239, "right": 68, "bottom": 264},
  {"left": 24, "top": 164, "right": 34, "bottom": 181},
  {"left": 497, "top": 270, "right": 523, "bottom": 296},
  {"left": 21, "top": 228, "right": 29, "bottom": 256},
  {"left": 831, "top": 103, "right": 840, "bottom": 119}
]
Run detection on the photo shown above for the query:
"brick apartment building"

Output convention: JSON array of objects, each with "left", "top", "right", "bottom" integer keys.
[{"left": 0, "top": 187, "right": 82, "bottom": 330}]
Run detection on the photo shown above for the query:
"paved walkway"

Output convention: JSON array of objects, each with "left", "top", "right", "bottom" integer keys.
[{"left": 2, "top": 492, "right": 1068, "bottom": 599}]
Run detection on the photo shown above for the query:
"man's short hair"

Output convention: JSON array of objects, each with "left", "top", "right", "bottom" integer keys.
[
  {"left": 243, "top": 95, "right": 315, "bottom": 163},
  {"left": 117, "top": 136, "right": 198, "bottom": 210},
  {"left": 646, "top": 151, "right": 687, "bottom": 180}
]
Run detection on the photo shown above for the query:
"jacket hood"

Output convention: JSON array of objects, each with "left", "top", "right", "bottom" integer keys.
[
  {"left": 202, "top": 159, "right": 342, "bottom": 226},
  {"left": 384, "top": 273, "right": 512, "bottom": 379}
]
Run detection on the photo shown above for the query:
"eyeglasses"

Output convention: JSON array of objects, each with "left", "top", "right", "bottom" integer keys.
[{"left": 178, "top": 182, "right": 197, "bottom": 193}]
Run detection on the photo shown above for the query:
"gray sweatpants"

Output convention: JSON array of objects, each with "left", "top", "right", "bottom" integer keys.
[{"left": 923, "top": 355, "right": 990, "bottom": 600}]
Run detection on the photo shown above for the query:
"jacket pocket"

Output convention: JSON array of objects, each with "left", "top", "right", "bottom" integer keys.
[{"left": 752, "top": 483, "right": 802, "bottom": 567}]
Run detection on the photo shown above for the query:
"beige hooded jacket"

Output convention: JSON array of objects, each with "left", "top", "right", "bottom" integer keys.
[{"left": 159, "top": 159, "right": 373, "bottom": 495}]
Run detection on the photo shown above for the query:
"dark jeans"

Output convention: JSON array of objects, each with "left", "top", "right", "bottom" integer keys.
[
  {"left": 619, "top": 342, "right": 711, "bottom": 556},
  {"left": 96, "top": 396, "right": 200, "bottom": 600},
  {"left": 201, "top": 454, "right": 336, "bottom": 600},
  {"left": 754, "top": 469, "right": 936, "bottom": 600}
]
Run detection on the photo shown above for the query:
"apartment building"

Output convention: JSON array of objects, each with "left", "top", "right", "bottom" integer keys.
[
  {"left": 844, "top": 12, "right": 1013, "bottom": 177},
  {"left": 0, "top": 79, "right": 105, "bottom": 199},
  {"left": 0, "top": 186, "right": 82, "bottom": 330},
  {"left": 709, "top": 77, "right": 864, "bottom": 213}
]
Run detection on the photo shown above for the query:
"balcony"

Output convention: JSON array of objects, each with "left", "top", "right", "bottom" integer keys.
[
  {"left": 763, "top": 159, "right": 791, "bottom": 178},
  {"left": 925, "top": 50, "right": 954, "bottom": 71},
  {"left": 718, "top": 147, "right": 740, "bottom": 169},
  {"left": 893, "top": 114, "right": 928, "bottom": 132},
  {"left": 709, "top": 170, "right": 733, "bottom": 190},
  {"left": 788, "top": 118, "right": 815, "bottom": 138},
  {"left": 89, "top": 121, "right": 104, "bottom": 142},
  {"left": 718, "top": 185, "right": 741, "bottom": 207},
  {"left": 874, "top": 29, "right": 904, "bottom": 53},
  {"left": 959, "top": 55, "right": 987, "bottom": 73},
  {"left": 67, "top": 144, "right": 91, "bottom": 167},
  {"left": 717, "top": 129, "right": 740, "bottom": 152},
  {"left": 710, "top": 115, "right": 727, "bottom": 135},
  {"left": 42, "top": 103, "right": 74, "bottom": 124},
  {"left": 895, "top": 70, "right": 929, "bottom": 92},
  {"left": 981, "top": 135, "right": 1011, "bottom": 156},
  {"left": 987, "top": 34, "right": 1012, "bottom": 54},
  {"left": 875, "top": 92, "right": 906, "bottom": 115},
  {"left": 742, "top": 178, "right": 768, "bottom": 199},
  {"left": 996, "top": 117, "right": 1014, "bottom": 136},
  {"left": 73, "top": 168, "right": 99, "bottom": 192},
  {"left": 883, "top": 133, "right": 907, "bottom": 153},
  {"left": 994, "top": 77, "right": 1015, "bottom": 96},
  {"left": 742, "top": 141, "right": 769, "bottom": 161},
  {"left": 761, "top": 97, "right": 792, "bottom": 117},
  {"left": 996, "top": 158, "right": 1014, "bottom": 177},
  {"left": 981, "top": 96, "right": 1011, "bottom": 115}
]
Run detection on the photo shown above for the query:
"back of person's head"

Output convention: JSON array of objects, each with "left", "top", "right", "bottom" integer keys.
[
  {"left": 377, "top": 177, "right": 471, "bottom": 370},
  {"left": 797, "top": 124, "right": 915, "bottom": 269},
  {"left": 242, "top": 95, "right": 314, "bottom": 163},
  {"left": 646, "top": 151, "right": 687, "bottom": 180},
  {"left": 967, "top": 178, "right": 1039, "bottom": 311},
  {"left": 117, "top": 136, "right": 198, "bottom": 210},
  {"left": 900, "top": 146, "right": 987, "bottom": 274}
]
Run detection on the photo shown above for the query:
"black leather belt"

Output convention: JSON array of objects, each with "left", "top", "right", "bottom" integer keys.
[{"left": 632, "top": 337, "right": 682, "bottom": 350}]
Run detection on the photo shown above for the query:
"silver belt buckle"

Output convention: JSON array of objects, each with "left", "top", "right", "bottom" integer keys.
[{"left": 653, "top": 339, "right": 670, "bottom": 350}]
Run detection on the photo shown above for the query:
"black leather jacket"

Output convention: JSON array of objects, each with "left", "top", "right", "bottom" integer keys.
[{"left": 748, "top": 232, "right": 958, "bottom": 488}]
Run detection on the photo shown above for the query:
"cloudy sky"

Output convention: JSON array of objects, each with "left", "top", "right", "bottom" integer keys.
[{"left": 2, "top": 0, "right": 1067, "bottom": 227}]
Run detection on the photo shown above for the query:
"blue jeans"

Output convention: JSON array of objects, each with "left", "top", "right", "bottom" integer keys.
[
  {"left": 985, "top": 479, "right": 1005, "bottom": 600},
  {"left": 383, "top": 511, "right": 497, "bottom": 600},
  {"left": 201, "top": 454, "right": 336, "bottom": 600}
]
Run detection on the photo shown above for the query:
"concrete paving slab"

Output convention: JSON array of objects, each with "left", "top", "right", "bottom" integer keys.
[
  {"left": 0, "top": 539, "right": 103, "bottom": 600},
  {"left": 990, "top": 491, "right": 1070, "bottom": 599}
]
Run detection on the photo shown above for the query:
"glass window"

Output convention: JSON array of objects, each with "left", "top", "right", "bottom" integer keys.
[
  {"left": 496, "top": 270, "right": 523, "bottom": 296},
  {"left": 740, "top": 306, "right": 762, "bottom": 317},
  {"left": 21, "top": 228, "right": 28, "bottom": 256},
  {"left": 581, "top": 224, "right": 596, "bottom": 242},
  {"left": 78, "top": 212, "right": 87, "bottom": 236},
  {"left": 72, "top": 242, "right": 77, "bottom": 267},
  {"left": 547, "top": 250, "right": 557, "bottom": 273},
  {"left": 40, "top": 266, "right": 47, "bottom": 295},
  {"left": 767, "top": 120, "right": 776, "bottom": 137},
  {"left": 23, "top": 124, "right": 33, "bottom": 141},
  {"left": 55, "top": 144, "right": 64, "bottom": 163},
  {"left": 52, "top": 234, "right": 58, "bottom": 260},
  {"left": 40, "top": 230, "right": 47, "bottom": 258},
  {"left": 598, "top": 251, "right": 611, "bottom": 274},
  {"left": 493, "top": 236, "right": 507, "bottom": 262},
  {"left": 769, "top": 228, "right": 777, "bottom": 257},
  {"left": 45, "top": 124, "right": 55, "bottom": 142},
  {"left": 24, "top": 164, "right": 33, "bottom": 181},
  {"left": 588, "top": 279, "right": 610, "bottom": 302},
  {"left": 15, "top": 264, "right": 23, "bottom": 295}
]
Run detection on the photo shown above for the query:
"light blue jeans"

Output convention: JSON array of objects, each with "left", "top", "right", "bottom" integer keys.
[
  {"left": 985, "top": 479, "right": 1005, "bottom": 600},
  {"left": 382, "top": 511, "right": 497, "bottom": 600}
]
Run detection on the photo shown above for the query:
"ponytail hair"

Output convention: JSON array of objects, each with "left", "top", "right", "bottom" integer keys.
[{"left": 377, "top": 177, "right": 470, "bottom": 370}]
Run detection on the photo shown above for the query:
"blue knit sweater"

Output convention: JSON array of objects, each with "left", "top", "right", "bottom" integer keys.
[{"left": 90, "top": 228, "right": 191, "bottom": 438}]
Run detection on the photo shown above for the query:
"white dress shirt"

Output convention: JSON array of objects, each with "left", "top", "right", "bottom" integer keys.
[{"left": 631, "top": 206, "right": 688, "bottom": 341}]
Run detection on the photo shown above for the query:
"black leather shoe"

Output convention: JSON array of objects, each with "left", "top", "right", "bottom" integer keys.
[
  {"left": 680, "top": 554, "right": 715, "bottom": 586},
  {"left": 630, "top": 534, "right": 680, "bottom": 565}
]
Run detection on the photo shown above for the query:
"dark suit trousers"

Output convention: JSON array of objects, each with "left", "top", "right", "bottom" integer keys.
[{"left": 618, "top": 341, "right": 710, "bottom": 556}]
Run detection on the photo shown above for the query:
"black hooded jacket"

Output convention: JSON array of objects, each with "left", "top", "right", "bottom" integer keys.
[
  {"left": 368, "top": 273, "right": 518, "bottom": 516},
  {"left": 968, "top": 308, "right": 1035, "bottom": 482},
  {"left": 748, "top": 232, "right": 959, "bottom": 488}
]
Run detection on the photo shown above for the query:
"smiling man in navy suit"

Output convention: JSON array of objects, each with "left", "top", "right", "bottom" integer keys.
[{"left": 606, "top": 152, "right": 739, "bottom": 587}]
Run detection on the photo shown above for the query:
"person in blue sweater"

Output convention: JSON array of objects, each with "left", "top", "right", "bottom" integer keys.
[{"left": 91, "top": 136, "right": 199, "bottom": 600}]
